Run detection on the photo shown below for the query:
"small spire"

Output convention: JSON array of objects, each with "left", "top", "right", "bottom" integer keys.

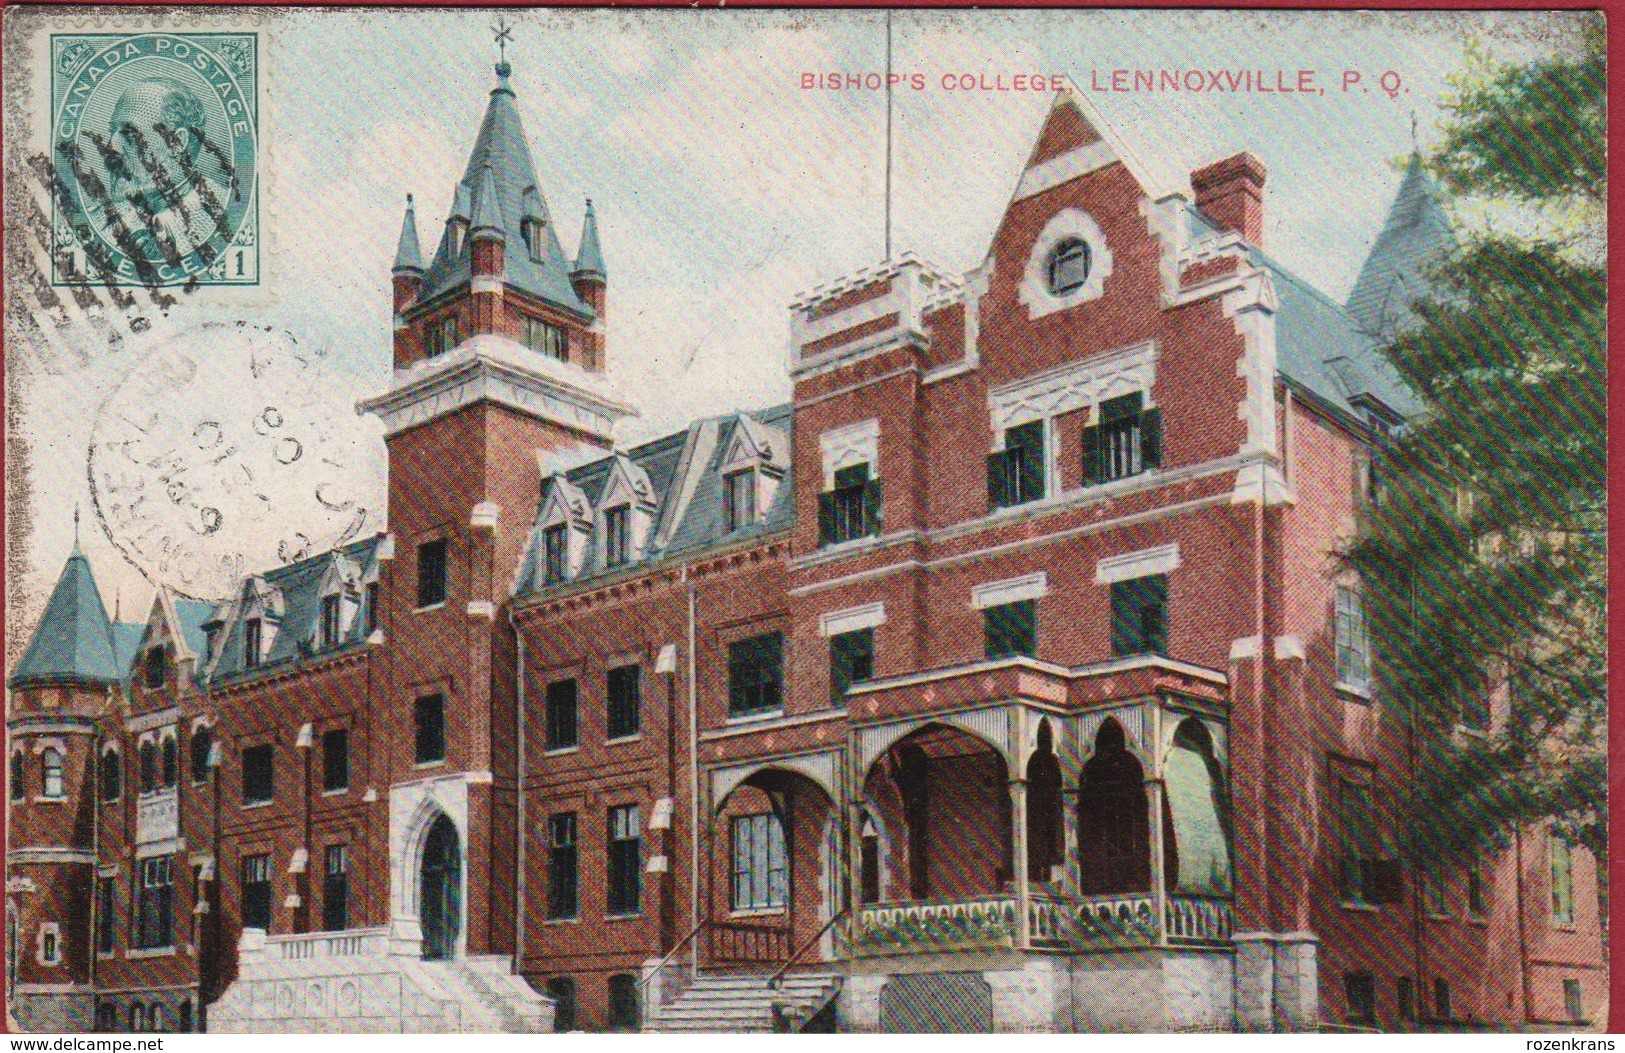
[
  {"left": 393, "top": 193, "right": 424, "bottom": 274},
  {"left": 572, "top": 197, "right": 605, "bottom": 279},
  {"left": 71, "top": 503, "right": 83, "bottom": 556},
  {"left": 470, "top": 165, "right": 505, "bottom": 239},
  {"left": 1410, "top": 110, "right": 1420, "bottom": 155}
]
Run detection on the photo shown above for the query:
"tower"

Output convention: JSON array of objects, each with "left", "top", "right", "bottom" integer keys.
[
  {"left": 356, "top": 57, "right": 633, "bottom": 961},
  {"left": 6, "top": 535, "right": 130, "bottom": 1031}
]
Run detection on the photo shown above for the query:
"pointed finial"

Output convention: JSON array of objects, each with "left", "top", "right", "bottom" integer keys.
[
  {"left": 493, "top": 14, "right": 514, "bottom": 80},
  {"left": 1410, "top": 111, "right": 1419, "bottom": 154},
  {"left": 72, "top": 503, "right": 82, "bottom": 554}
]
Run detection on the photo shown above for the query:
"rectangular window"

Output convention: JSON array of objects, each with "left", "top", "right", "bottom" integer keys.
[
  {"left": 543, "top": 524, "right": 569, "bottom": 584},
  {"left": 818, "top": 464, "right": 881, "bottom": 546},
  {"left": 135, "top": 855, "right": 174, "bottom": 950},
  {"left": 414, "top": 694, "right": 446, "bottom": 765},
  {"left": 244, "top": 617, "right": 263, "bottom": 669},
  {"left": 1433, "top": 978, "right": 1451, "bottom": 1020},
  {"left": 322, "top": 845, "right": 349, "bottom": 932},
  {"left": 1397, "top": 977, "right": 1416, "bottom": 1021},
  {"left": 728, "top": 632, "right": 784, "bottom": 716},
  {"left": 1111, "top": 574, "right": 1169, "bottom": 657},
  {"left": 607, "top": 665, "right": 642, "bottom": 740},
  {"left": 416, "top": 539, "right": 448, "bottom": 609},
  {"left": 607, "top": 805, "right": 642, "bottom": 916},
  {"left": 242, "top": 854, "right": 272, "bottom": 933},
  {"left": 241, "top": 744, "right": 273, "bottom": 806},
  {"left": 1337, "top": 778, "right": 1376, "bottom": 906},
  {"left": 1467, "top": 859, "right": 1487, "bottom": 917},
  {"left": 1422, "top": 860, "right": 1450, "bottom": 917},
  {"left": 96, "top": 877, "right": 117, "bottom": 954},
  {"left": 1083, "top": 392, "right": 1162, "bottom": 485},
  {"left": 829, "top": 627, "right": 875, "bottom": 706},
  {"left": 144, "top": 646, "right": 167, "bottom": 690},
  {"left": 322, "top": 729, "right": 349, "bottom": 793},
  {"left": 1564, "top": 979, "right": 1584, "bottom": 1022},
  {"left": 547, "top": 813, "right": 578, "bottom": 920},
  {"left": 724, "top": 470, "right": 757, "bottom": 532},
  {"left": 523, "top": 315, "right": 568, "bottom": 361},
  {"left": 320, "top": 594, "right": 342, "bottom": 649},
  {"left": 545, "top": 679, "right": 579, "bottom": 750},
  {"left": 1551, "top": 832, "right": 1574, "bottom": 924},
  {"left": 1344, "top": 973, "right": 1376, "bottom": 1026},
  {"left": 604, "top": 506, "right": 630, "bottom": 568},
  {"left": 985, "top": 599, "right": 1037, "bottom": 660},
  {"left": 1335, "top": 586, "right": 1370, "bottom": 690},
  {"left": 731, "top": 813, "right": 788, "bottom": 911},
  {"left": 363, "top": 581, "right": 380, "bottom": 636},
  {"left": 988, "top": 419, "right": 1046, "bottom": 509}
]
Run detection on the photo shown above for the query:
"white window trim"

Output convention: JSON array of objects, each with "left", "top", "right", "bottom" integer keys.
[
  {"left": 819, "top": 418, "right": 880, "bottom": 489},
  {"left": 972, "top": 573, "right": 1049, "bottom": 610},
  {"left": 1018, "top": 208, "right": 1115, "bottom": 320},
  {"left": 819, "top": 602, "right": 887, "bottom": 638},
  {"left": 1095, "top": 543, "right": 1182, "bottom": 584}
]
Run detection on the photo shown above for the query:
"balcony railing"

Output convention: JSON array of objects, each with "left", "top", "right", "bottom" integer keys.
[
  {"left": 266, "top": 927, "right": 390, "bottom": 961},
  {"left": 854, "top": 892, "right": 1233, "bottom": 957},
  {"left": 708, "top": 919, "right": 792, "bottom": 964}
]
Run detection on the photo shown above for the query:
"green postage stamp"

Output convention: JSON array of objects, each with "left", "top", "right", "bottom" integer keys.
[{"left": 49, "top": 31, "right": 258, "bottom": 287}]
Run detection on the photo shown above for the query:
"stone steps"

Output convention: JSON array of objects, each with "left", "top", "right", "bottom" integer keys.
[{"left": 645, "top": 971, "right": 840, "bottom": 1034}]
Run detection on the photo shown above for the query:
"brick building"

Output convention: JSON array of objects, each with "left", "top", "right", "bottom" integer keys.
[{"left": 5, "top": 60, "right": 1606, "bottom": 1033}]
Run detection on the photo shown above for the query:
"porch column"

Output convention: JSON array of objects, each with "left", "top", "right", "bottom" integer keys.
[
  {"left": 1060, "top": 787, "right": 1081, "bottom": 897},
  {"left": 1010, "top": 777, "right": 1030, "bottom": 950},
  {"left": 1146, "top": 776, "right": 1167, "bottom": 945}
]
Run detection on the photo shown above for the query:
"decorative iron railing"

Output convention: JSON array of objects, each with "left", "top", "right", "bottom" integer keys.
[{"left": 709, "top": 919, "right": 793, "bottom": 964}]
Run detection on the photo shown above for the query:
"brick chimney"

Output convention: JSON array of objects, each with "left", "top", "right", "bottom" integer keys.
[{"left": 1191, "top": 152, "right": 1267, "bottom": 247}]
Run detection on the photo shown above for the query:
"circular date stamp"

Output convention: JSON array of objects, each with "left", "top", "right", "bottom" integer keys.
[{"left": 87, "top": 323, "right": 378, "bottom": 600}]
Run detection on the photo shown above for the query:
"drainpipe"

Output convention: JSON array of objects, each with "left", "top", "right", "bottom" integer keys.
[
  {"left": 1515, "top": 827, "right": 1532, "bottom": 1022},
  {"left": 686, "top": 568, "right": 700, "bottom": 975},
  {"left": 510, "top": 609, "right": 526, "bottom": 976}
]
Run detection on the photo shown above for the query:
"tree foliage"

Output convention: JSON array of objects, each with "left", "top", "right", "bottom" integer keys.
[{"left": 1343, "top": 20, "right": 1607, "bottom": 862}]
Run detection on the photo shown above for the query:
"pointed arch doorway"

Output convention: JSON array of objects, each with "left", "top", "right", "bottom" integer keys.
[{"left": 419, "top": 814, "right": 462, "bottom": 960}]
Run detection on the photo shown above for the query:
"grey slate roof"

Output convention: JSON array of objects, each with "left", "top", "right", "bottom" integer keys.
[
  {"left": 516, "top": 405, "right": 793, "bottom": 597},
  {"left": 171, "top": 599, "right": 217, "bottom": 663},
  {"left": 573, "top": 199, "right": 605, "bottom": 279},
  {"left": 208, "top": 534, "right": 384, "bottom": 683},
  {"left": 1345, "top": 152, "right": 1456, "bottom": 343},
  {"left": 393, "top": 194, "right": 424, "bottom": 273},
  {"left": 10, "top": 546, "right": 124, "bottom": 687},
  {"left": 418, "top": 67, "right": 593, "bottom": 319}
]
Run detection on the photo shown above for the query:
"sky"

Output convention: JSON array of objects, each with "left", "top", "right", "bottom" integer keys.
[{"left": 3, "top": 7, "right": 1590, "bottom": 651}]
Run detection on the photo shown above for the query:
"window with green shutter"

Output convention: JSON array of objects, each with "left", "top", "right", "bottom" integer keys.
[
  {"left": 1083, "top": 392, "right": 1161, "bottom": 486},
  {"left": 1110, "top": 574, "right": 1168, "bottom": 656},
  {"left": 984, "top": 600, "right": 1037, "bottom": 660},
  {"left": 819, "top": 463, "right": 882, "bottom": 546},
  {"left": 988, "top": 420, "right": 1046, "bottom": 510},
  {"left": 729, "top": 632, "right": 785, "bottom": 716},
  {"left": 1551, "top": 832, "right": 1574, "bottom": 924},
  {"left": 829, "top": 627, "right": 875, "bottom": 706}
]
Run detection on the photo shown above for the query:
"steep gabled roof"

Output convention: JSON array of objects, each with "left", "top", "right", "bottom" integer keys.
[
  {"left": 10, "top": 546, "right": 123, "bottom": 687},
  {"left": 417, "top": 65, "right": 593, "bottom": 318}
]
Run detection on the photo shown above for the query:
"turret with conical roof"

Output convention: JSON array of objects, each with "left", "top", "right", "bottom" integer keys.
[
  {"left": 1346, "top": 151, "right": 1456, "bottom": 342},
  {"left": 570, "top": 198, "right": 606, "bottom": 369},
  {"left": 9, "top": 542, "right": 125, "bottom": 691},
  {"left": 392, "top": 195, "right": 425, "bottom": 368}
]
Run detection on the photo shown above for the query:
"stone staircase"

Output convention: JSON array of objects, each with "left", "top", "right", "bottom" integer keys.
[
  {"left": 646, "top": 972, "right": 842, "bottom": 1033},
  {"left": 209, "top": 930, "right": 554, "bottom": 1033}
]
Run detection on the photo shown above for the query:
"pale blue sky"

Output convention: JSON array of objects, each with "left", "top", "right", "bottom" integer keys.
[{"left": 6, "top": 7, "right": 1589, "bottom": 632}]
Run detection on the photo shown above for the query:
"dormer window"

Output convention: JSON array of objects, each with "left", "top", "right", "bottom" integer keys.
[
  {"left": 143, "top": 646, "right": 167, "bottom": 690},
  {"left": 724, "top": 470, "right": 758, "bottom": 532},
  {"left": 244, "top": 618, "right": 263, "bottom": 669},
  {"left": 320, "top": 595, "right": 342, "bottom": 649},
  {"left": 521, "top": 217, "right": 545, "bottom": 260},
  {"left": 522, "top": 315, "right": 568, "bottom": 362},
  {"left": 543, "top": 524, "right": 569, "bottom": 585},
  {"left": 604, "top": 506, "right": 630, "bottom": 568},
  {"left": 450, "top": 219, "right": 467, "bottom": 258}
]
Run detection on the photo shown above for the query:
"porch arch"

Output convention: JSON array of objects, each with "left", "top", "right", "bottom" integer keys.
[{"left": 1161, "top": 718, "right": 1233, "bottom": 895}]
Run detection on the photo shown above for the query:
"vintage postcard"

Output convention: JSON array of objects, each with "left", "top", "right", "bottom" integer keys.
[{"left": 1, "top": 5, "right": 1606, "bottom": 1037}]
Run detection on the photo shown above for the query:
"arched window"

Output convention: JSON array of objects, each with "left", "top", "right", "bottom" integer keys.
[
  {"left": 607, "top": 973, "right": 640, "bottom": 1032},
  {"left": 190, "top": 728, "right": 213, "bottom": 784},
  {"left": 9, "top": 749, "right": 25, "bottom": 802},
  {"left": 178, "top": 1000, "right": 193, "bottom": 1033},
  {"left": 129, "top": 1003, "right": 145, "bottom": 1032},
  {"left": 147, "top": 1003, "right": 162, "bottom": 1032},
  {"left": 138, "top": 741, "right": 158, "bottom": 794},
  {"left": 101, "top": 748, "right": 122, "bottom": 803},
  {"left": 160, "top": 736, "right": 178, "bottom": 788},
  {"left": 545, "top": 977, "right": 577, "bottom": 1032},
  {"left": 40, "top": 749, "right": 65, "bottom": 799}
]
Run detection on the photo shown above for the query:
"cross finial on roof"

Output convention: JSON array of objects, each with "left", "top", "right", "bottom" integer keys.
[{"left": 493, "top": 14, "right": 514, "bottom": 79}]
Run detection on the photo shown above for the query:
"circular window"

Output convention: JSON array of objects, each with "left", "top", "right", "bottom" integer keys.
[{"left": 1047, "top": 237, "right": 1092, "bottom": 296}]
